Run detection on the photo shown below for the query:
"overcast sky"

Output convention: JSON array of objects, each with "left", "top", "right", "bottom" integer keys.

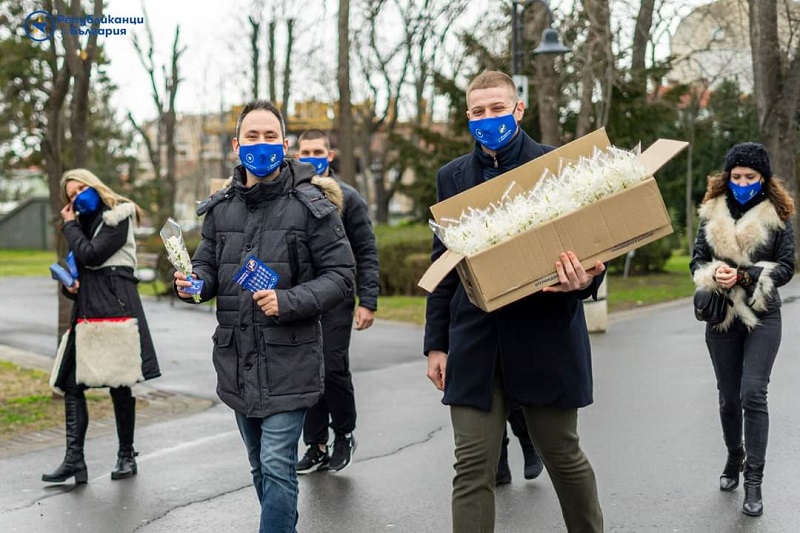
[{"left": 96, "top": 0, "right": 710, "bottom": 124}]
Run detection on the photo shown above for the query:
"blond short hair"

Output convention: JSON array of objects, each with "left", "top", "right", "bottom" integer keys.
[{"left": 466, "top": 71, "right": 518, "bottom": 102}]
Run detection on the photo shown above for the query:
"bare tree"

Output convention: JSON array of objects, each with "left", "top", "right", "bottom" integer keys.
[
  {"left": 749, "top": 0, "right": 800, "bottom": 255},
  {"left": 631, "top": 0, "right": 656, "bottom": 89},
  {"left": 248, "top": 12, "right": 262, "bottom": 99},
  {"left": 267, "top": 20, "right": 277, "bottom": 102},
  {"left": 353, "top": 0, "right": 468, "bottom": 223},
  {"left": 337, "top": 0, "right": 357, "bottom": 187},
  {"left": 575, "top": 0, "right": 614, "bottom": 136},
  {"left": 129, "top": 8, "right": 185, "bottom": 229},
  {"left": 281, "top": 18, "right": 295, "bottom": 125}
]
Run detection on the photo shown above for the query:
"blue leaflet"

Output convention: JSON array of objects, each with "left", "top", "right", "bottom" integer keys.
[
  {"left": 233, "top": 255, "right": 280, "bottom": 292},
  {"left": 50, "top": 263, "right": 76, "bottom": 288},
  {"left": 66, "top": 251, "right": 79, "bottom": 279}
]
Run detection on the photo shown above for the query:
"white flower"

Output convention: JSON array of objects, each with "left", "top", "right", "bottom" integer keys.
[{"left": 160, "top": 218, "right": 201, "bottom": 302}]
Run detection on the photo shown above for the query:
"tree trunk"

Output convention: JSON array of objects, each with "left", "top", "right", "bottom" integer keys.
[
  {"left": 267, "top": 20, "right": 277, "bottom": 103},
  {"left": 748, "top": 0, "right": 800, "bottom": 259},
  {"left": 529, "top": 7, "right": 560, "bottom": 145},
  {"left": 337, "top": 0, "right": 357, "bottom": 187},
  {"left": 631, "top": 0, "right": 656, "bottom": 91},
  {"left": 249, "top": 15, "right": 261, "bottom": 100},
  {"left": 281, "top": 18, "right": 294, "bottom": 127}
]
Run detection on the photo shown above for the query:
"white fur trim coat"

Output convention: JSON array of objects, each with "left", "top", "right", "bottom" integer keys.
[{"left": 690, "top": 195, "right": 794, "bottom": 330}]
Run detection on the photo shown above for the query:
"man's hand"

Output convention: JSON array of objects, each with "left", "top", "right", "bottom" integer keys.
[
  {"left": 715, "top": 265, "right": 737, "bottom": 289},
  {"left": 542, "top": 251, "right": 605, "bottom": 293},
  {"left": 60, "top": 203, "right": 76, "bottom": 223},
  {"left": 174, "top": 271, "right": 198, "bottom": 299},
  {"left": 427, "top": 350, "right": 447, "bottom": 391},
  {"left": 254, "top": 289, "right": 279, "bottom": 317},
  {"left": 354, "top": 306, "right": 374, "bottom": 330}
]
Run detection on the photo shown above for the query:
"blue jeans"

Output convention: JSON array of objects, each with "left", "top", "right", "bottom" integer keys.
[{"left": 235, "top": 409, "right": 307, "bottom": 533}]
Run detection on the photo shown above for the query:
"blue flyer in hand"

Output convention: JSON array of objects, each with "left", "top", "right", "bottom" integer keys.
[
  {"left": 233, "top": 255, "right": 280, "bottom": 292},
  {"left": 66, "top": 251, "right": 79, "bottom": 279},
  {"left": 50, "top": 263, "right": 76, "bottom": 288}
]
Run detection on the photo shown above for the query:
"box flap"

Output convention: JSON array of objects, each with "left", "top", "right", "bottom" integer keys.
[
  {"left": 638, "top": 139, "right": 689, "bottom": 176},
  {"left": 418, "top": 249, "right": 465, "bottom": 293}
]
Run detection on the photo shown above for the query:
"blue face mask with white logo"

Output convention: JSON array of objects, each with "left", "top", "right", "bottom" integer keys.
[
  {"left": 73, "top": 187, "right": 101, "bottom": 215},
  {"left": 239, "top": 143, "right": 285, "bottom": 178},
  {"left": 728, "top": 180, "right": 762, "bottom": 205},
  {"left": 299, "top": 156, "right": 329, "bottom": 176},
  {"left": 469, "top": 113, "right": 518, "bottom": 151}
]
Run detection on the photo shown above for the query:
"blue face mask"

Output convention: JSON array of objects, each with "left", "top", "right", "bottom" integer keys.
[
  {"left": 73, "top": 187, "right": 101, "bottom": 215},
  {"left": 728, "top": 180, "right": 762, "bottom": 205},
  {"left": 239, "top": 143, "right": 285, "bottom": 178},
  {"left": 298, "top": 156, "right": 329, "bottom": 176},
  {"left": 469, "top": 113, "right": 518, "bottom": 151}
]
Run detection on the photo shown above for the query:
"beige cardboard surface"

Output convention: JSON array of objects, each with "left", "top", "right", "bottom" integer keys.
[{"left": 418, "top": 128, "right": 689, "bottom": 312}]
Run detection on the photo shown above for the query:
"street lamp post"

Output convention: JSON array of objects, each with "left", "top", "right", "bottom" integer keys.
[{"left": 510, "top": 0, "right": 569, "bottom": 106}]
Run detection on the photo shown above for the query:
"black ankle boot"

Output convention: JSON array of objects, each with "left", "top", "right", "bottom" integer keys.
[
  {"left": 719, "top": 447, "right": 745, "bottom": 491},
  {"left": 111, "top": 451, "right": 138, "bottom": 480},
  {"left": 42, "top": 392, "right": 89, "bottom": 484},
  {"left": 742, "top": 463, "right": 764, "bottom": 517},
  {"left": 496, "top": 436, "right": 511, "bottom": 486}
]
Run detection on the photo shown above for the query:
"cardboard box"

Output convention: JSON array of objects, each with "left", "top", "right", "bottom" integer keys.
[{"left": 418, "top": 128, "right": 688, "bottom": 312}]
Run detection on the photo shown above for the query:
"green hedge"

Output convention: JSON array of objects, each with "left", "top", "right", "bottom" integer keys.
[
  {"left": 374, "top": 224, "right": 432, "bottom": 296},
  {"left": 607, "top": 233, "right": 678, "bottom": 275}
]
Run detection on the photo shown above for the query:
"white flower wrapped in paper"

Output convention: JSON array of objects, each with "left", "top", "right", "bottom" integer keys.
[
  {"left": 432, "top": 145, "right": 648, "bottom": 257},
  {"left": 160, "top": 218, "right": 202, "bottom": 302}
]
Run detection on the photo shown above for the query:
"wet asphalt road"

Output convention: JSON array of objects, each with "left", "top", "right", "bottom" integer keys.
[{"left": 1, "top": 277, "right": 799, "bottom": 532}]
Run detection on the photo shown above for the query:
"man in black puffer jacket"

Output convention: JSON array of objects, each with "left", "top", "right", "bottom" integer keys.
[
  {"left": 175, "top": 100, "right": 355, "bottom": 533},
  {"left": 294, "top": 129, "right": 379, "bottom": 475}
]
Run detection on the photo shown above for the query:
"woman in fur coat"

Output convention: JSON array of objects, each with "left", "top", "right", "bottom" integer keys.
[
  {"left": 690, "top": 142, "right": 794, "bottom": 517},
  {"left": 43, "top": 169, "right": 160, "bottom": 485}
]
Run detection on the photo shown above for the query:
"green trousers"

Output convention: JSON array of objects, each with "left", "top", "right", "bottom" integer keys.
[{"left": 450, "top": 377, "right": 603, "bottom": 533}]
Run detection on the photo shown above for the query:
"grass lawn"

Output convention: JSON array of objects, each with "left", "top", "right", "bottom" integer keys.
[
  {"left": 0, "top": 360, "right": 117, "bottom": 440},
  {"left": 0, "top": 249, "right": 56, "bottom": 277}
]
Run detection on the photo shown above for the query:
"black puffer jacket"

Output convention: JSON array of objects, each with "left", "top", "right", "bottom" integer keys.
[
  {"left": 190, "top": 161, "right": 355, "bottom": 417},
  {"left": 690, "top": 191, "right": 794, "bottom": 330}
]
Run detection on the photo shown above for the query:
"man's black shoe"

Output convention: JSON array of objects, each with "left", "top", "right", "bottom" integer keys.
[
  {"left": 297, "top": 445, "right": 329, "bottom": 474},
  {"left": 329, "top": 433, "right": 357, "bottom": 472}
]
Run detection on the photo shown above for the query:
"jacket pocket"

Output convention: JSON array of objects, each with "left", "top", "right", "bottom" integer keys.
[
  {"left": 261, "top": 323, "right": 322, "bottom": 396},
  {"left": 212, "top": 326, "right": 239, "bottom": 394},
  {"left": 216, "top": 234, "right": 227, "bottom": 266}
]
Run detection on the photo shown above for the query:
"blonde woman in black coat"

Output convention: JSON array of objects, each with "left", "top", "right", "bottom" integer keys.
[
  {"left": 690, "top": 143, "right": 794, "bottom": 517},
  {"left": 43, "top": 169, "right": 160, "bottom": 484}
]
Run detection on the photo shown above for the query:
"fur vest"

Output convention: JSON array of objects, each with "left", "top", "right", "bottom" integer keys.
[{"left": 690, "top": 195, "right": 795, "bottom": 330}]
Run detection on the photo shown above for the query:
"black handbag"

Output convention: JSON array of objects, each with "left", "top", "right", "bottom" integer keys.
[{"left": 693, "top": 289, "right": 731, "bottom": 325}]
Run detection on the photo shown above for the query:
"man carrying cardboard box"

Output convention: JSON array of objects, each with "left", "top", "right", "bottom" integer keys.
[{"left": 424, "top": 70, "right": 605, "bottom": 533}]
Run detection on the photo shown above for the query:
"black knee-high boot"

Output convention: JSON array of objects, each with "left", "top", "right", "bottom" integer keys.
[
  {"left": 42, "top": 391, "right": 89, "bottom": 484},
  {"left": 742, "top": 463, "right": 764, "bottom": 517},
  {"left": 110, "top": 387, "right": 137, "bottom": 480}
]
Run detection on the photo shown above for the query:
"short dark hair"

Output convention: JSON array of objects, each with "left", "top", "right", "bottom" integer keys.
[
  {"left": 235, "top": 100, "right": 286, "bottom": 138},
  {"left": 297, "top": 129, "right": 330, "bottom": 149}
]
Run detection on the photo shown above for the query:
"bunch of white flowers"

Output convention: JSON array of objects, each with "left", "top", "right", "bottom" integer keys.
[
  {"left": 160, "top": 218, "right": 201, "bottom": 302},
  {"left": 432, "top": 146, "right": 648, "bottom": 256}
]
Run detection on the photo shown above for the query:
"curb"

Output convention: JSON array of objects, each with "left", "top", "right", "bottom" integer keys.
[{"left": 0, "top": 344, "right": 214, "bottom": 459}]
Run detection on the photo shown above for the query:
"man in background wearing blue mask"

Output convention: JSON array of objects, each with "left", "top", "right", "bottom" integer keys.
[
  {"left": 174, "top": 100, "right": 355, "bottom": 533},
  {"left": 424, "top": 71, "right": 605, "bottom": 533},
  {"left": 295, "top": 129, "right": 379, "bottom": 474}
]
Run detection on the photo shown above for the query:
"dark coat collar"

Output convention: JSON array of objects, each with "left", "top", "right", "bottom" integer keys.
[{"left": 232, "top": 160, "right": 315, "bottom": 204}]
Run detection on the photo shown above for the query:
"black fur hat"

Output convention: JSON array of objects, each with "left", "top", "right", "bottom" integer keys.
[{"left": 723, "top": 142, "right": 772, "bottom": 179}]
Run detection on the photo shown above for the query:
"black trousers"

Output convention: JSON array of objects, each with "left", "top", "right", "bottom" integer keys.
[
  {"left": 706, "top": 309, "right": 782, "bottom": 467},
  {"left": 303, "top": 300, "right": 356, "bottom": 445}
]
